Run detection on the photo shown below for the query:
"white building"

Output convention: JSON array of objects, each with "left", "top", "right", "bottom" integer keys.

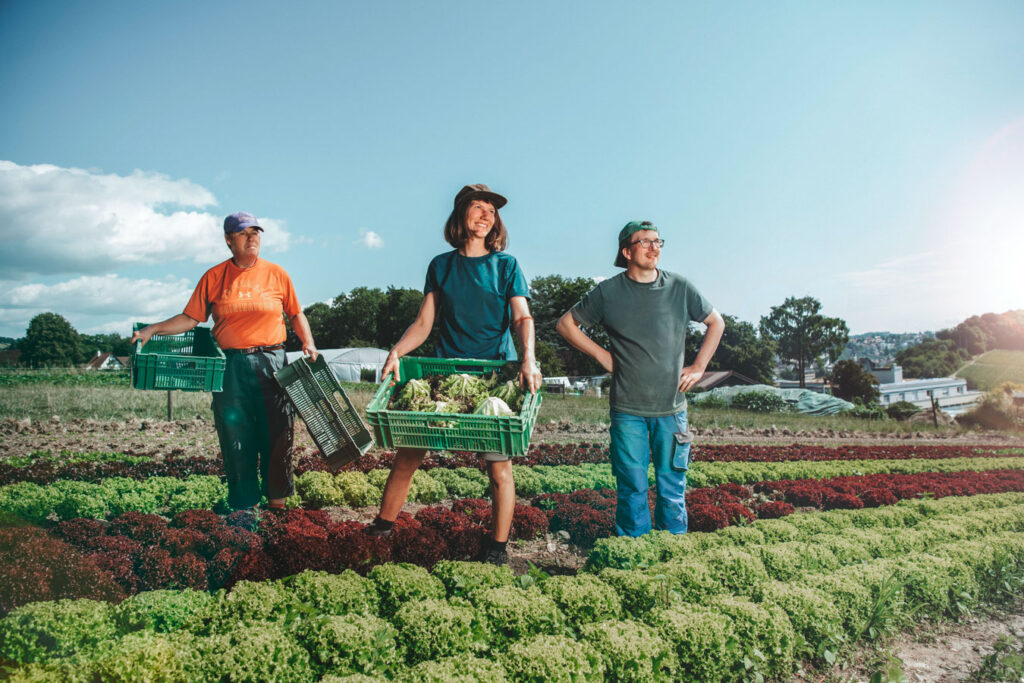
[
  {"left": 859, "top": 359, "right": 981, "bottom": 414},
  {"left": 876, "top": 373, "right": 981, "bottom": 415},
  {"left": 877, "top": 376, "right": 971, "bottom": 406},
  {"left": 84, "top": 351, "right": 128, "bottom": 371}
]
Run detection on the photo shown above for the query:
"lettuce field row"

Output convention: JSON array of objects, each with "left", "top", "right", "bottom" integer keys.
[
  {"left": 4, "top": 443, "right": 1020, "bottom": 487},
  {"left": 0, "top": 500, "right": 549, "bottom": 615},
  {"left": 531, "top": 468, "right": 1024, "bottom": 546},
  {"left": 0, "top": 452, "right": 222, "bottom": 487},
  {"left": 299, "top": 456, "right": 1024, "bottom": 509},
  {"left": 6, "top": 469, "right": 1024, "bottom": 615},
  {"left": 5, "top": 455, "right": 1023, "bottom": 526},
  {"left": 328, "top": 443, "right": 1022, "bottom": 471},
  {"left": 586, "top": 491, "right": 1024, "bottom": 571},
  {"left": 5, "top": 494, "right": 1024, "bottom": 682}
]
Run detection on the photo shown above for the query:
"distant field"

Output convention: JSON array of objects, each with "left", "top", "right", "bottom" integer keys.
[
  {"left": 0, "top": 380, "right": 950, "bottom": 434},
  {"left": 957, "top": 350, "right": 1024, "bottom": 390}
]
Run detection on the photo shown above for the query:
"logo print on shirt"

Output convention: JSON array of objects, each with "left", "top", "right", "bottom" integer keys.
[{"left": 221, "top": 284, "right": 271, "bottom": 314}]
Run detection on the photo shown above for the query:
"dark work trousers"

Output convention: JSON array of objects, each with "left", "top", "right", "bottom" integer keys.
[{"left": 212, "top": 349, "right": 294, "bottom": 510}]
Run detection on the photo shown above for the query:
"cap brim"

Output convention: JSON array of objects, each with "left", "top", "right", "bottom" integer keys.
[
  {"left": 226, "top": 223, "right": 264, "bottom": 233},
  {"left": 459, "top": 190, "right": 507, "bottom": 209}
]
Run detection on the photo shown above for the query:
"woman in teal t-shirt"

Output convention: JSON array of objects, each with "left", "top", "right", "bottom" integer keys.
[{"left": 368, "top": 184, "right": 543, "bottom": 566}]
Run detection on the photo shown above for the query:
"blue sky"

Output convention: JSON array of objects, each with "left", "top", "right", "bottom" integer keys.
[{"left": 1, "top": 1, "right": 1022, "bottom": 339}]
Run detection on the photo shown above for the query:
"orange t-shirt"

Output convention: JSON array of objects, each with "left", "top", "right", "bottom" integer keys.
[{"left": 183, "top": 258, "right": 301, "bottom": 350}]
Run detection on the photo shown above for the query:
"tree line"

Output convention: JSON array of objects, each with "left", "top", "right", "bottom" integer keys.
[
  {"left": 292, "top": 279, "right": 850, "bottom": 384},
  {"left": 894, "top": 310, "right": 1024, "bottom": 379},
  {"left": 3, "top": 312, "right": 133, "bottom": 368},
  {"left": 8, "top": 281, "right": 858, "bottom": 387}
]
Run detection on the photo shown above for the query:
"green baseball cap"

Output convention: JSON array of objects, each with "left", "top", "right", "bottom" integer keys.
[{"left": 614, "top": 220, "right": 659, "bottom": 267}]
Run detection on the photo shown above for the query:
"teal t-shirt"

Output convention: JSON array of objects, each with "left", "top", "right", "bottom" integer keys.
[
  {"left": 424, "top": 250, "right": 530, "bottom": 360},
  {"left": 570, "top": 270, "right": 714, "bottom": 417}
]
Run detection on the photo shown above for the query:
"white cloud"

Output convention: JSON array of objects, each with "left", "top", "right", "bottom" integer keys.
[
  {"left": 0, "top": 274, "right": 194, "bottom": 336},
  {"left": 839, "top": 251, "right": 961, "bottom": 293},
  {"left": 355, "top": 228, "right": 384, "bottom": 249},
  {"left": 0, "top": 160, "right": 291, "bottom": 277}
]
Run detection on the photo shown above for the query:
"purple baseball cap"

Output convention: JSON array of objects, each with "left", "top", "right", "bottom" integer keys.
[{"left": 223, "top": 211, "right": 264, "bottom": 234}]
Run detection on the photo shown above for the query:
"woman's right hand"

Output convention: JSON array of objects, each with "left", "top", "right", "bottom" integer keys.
[{"left": 382, "top": 350, "right": 401, "bottom": 384}]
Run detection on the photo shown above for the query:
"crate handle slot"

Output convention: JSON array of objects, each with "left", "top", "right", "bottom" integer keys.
[{"left": 294, "top": 358, "right": 354, "bottom": 443}]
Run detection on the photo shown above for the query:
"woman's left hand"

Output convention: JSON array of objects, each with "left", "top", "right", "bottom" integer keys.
[{"left": 519, "top": 359, "right": 542, "bottom": 394}]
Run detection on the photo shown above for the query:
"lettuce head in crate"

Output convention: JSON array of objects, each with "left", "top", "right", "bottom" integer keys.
[
  {"left": 388, "top": 366, "right": 526, "bottom": 417},
  {"left": 475, "top": 396, "right": 515, "bottom": 416},
  {"left": 437, "top": 373, "right": 489, "bottom": 412},
  {"left": 393, "top": 378, "right": 432, "bottom": 411},
  {"left": 488, "top": 380, "right": 524, "bottom": 412}
]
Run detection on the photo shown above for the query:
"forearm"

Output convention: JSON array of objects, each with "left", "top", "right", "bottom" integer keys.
[
  {"left": 391, "top": 320, "right": 432, "bottom": 358},
  {"left": 693, "top": 312, "right": 725, "bottom": 371},
  {"left": 148, "top": 314, "right": 199, "bottom": 337},
  {"left": 290, "top": 312, "right": 316, "bottom": 349},
  {"left": 556, "top": 312, "right": 613, "bottom": 371},
  {"left": 515, "top": 318, "right": 536, "bottom": 364}
]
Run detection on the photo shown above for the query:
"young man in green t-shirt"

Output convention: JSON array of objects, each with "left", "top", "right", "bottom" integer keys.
[{"left": 557, "top": 221, "right": 725, "bottom": 536}]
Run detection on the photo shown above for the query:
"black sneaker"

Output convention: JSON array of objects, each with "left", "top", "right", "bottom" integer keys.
[
  {"left": 479, "top": 547, "right": 508, "bottom": 566},
  {"left": 365, "top": 518, "right": 394, "bottom": 538}
]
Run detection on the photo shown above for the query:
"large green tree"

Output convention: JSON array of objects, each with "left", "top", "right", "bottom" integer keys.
[
  {"left": 377, "top": 286, "right": 432, "bottom": 352},
  {"left": 335, "top": 287, "right": 386, "bottom": 348},
  {"left": 759, "top": 296, "right": 849, "bottom": 388},
  {"left": 936, "top": 310, "right": 1024, "bottom": 355},
  {"left": 686, "top": 314, "right": 776, "bottom": 383},
  {"left": 298, "top": 286, "right": 434, "bottom": 353},
  {"left": 21, "top": 312, "right": 81, "bottom": 367},
  {"left": 829, "top": 360, "right": 880, "bottom": 405},
  {"left": 301, "top": 302, "right": 335, "bottom": 347},
  {"left": 529, "top": 274, "right": 608, "bottom": 376},
  {"left": 533, "top": 340, "right": 565, "bottom": 376},
  {"left": 894, "top": 338, "right": 969, "bottom": 378}
]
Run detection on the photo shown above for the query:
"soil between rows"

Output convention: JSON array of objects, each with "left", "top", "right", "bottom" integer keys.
[{"left": 792, "top": 603, "right": 1024, "bottom": 683}]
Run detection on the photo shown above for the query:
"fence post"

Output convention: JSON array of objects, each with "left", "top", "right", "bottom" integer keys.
[{"left": 167, "top": 390, "right": 173, "bottom": 421}]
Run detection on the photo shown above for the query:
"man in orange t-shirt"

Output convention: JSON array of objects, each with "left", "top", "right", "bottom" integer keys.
[{"left": 132, "top": 212, "right": 318, "bottom": 511}]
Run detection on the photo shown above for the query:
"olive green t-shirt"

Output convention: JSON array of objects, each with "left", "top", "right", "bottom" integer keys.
[{"left": 570, "top": 270, "right": 714, "bottom": 417}]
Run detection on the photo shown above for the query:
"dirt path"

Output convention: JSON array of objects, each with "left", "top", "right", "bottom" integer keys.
[
  {"left": 899, "top": 608, "right": 1024, "bottom": 682},
  {"left": 810, "top": 604, "right": 1024, "bottom": 683}
]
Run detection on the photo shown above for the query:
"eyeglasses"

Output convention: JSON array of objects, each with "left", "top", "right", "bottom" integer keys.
[{"left": 628, "top": 238, "right": 664, "bottom": 249}]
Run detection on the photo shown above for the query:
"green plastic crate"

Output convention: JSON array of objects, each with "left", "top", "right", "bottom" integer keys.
[
  {"left": 365, "top": 357, "right": 542, "bottom": 457},
  {"left": 130, "top": 323, "right": 226, "bottom": 392},
  {"left": 275, "top": 355, "right": 374, "bottom": 470}
]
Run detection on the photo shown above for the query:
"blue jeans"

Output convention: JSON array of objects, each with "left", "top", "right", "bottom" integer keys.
[{"left": 609, "top": 409, "right": 691, "bottom": 536}]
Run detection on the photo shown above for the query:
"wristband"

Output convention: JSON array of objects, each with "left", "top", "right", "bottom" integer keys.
[{"left": 512, "top": 315, "right": 534, "bottom": 327}]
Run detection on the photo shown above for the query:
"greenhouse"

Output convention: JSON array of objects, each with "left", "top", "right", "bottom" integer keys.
[{"left": 285, "top": 347, "right": 389, "bottom": 383}]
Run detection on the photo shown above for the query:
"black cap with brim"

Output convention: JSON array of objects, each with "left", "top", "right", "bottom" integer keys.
[
  {"left": 614, "top": 220, "right": 659, "bottom": 267},
  {"left": 454, "top": 183, "right": 507, "bottom": 209}
]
